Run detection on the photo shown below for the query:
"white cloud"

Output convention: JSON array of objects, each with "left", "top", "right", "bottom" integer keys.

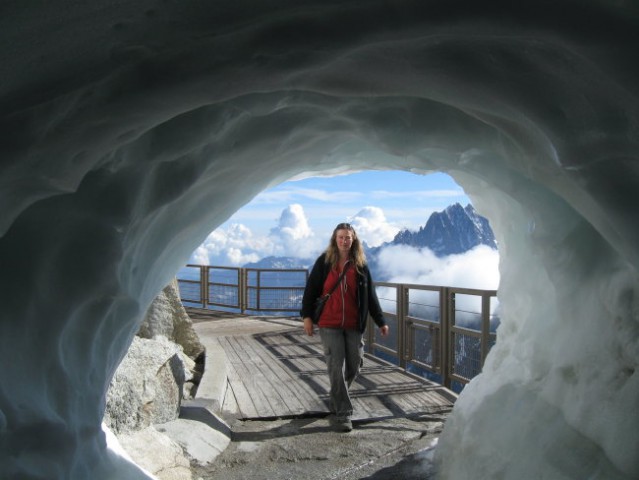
[
  {"left": 270, "top": 204, "right": 312, "bottom": 239},
  {"left": 375, "top": 244, "right": 501, "bottom": 325},
  {"left": 348, "top": 206, "right": 400, "bottom": 247},
  {"left": 189, "top": 204, "right": 500, "bottom": 308},
  {"left": 377, "top": 244, "right": 500, "bottom": 290},
  {"left": 189, "top": 223, "right": 270, "bottom": 266},
  {"left": 190, "top": 245, "right": 210, "bottom": 265},
  {"left": 269, "top": 204, "right": 322, "bottom": 258}
]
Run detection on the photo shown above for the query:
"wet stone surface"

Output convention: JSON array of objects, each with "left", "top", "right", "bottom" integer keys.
[{"left": 192, "top": 413, "right": 445, "bottom": 480}]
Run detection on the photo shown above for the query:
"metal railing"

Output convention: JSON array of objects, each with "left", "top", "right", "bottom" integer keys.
[
  {"left": 366, "top": 283, "right": 498, "bottom": 391},
  {"left": 178, "top": 264, "right": 308, "bottom": 314},
  {"left": 177, "top": 265, "right": 498, "bottom": 390}
]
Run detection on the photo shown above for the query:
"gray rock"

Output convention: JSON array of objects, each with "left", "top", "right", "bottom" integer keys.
[
  {"left": 105, "top": 337, "right": 186, "bottom": 434},
  {"left": 157, "top": 412, "right": 231, "bottom": 467},
  {"left": 105, "top": 281, "right": 214, "bottom": 474},
  {"left": 117, "top": 426, "right": 192, "bottom": 480},
  {"left": 139, "top": 279, "right": 205, "bottom": 398},
  {"left": 139, "top": 279, "right": 205, "bottom": 360}
]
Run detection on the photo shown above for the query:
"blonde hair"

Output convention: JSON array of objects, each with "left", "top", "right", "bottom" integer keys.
[{"left": 324, "top": 223, "right": 366, "bottom": 272}]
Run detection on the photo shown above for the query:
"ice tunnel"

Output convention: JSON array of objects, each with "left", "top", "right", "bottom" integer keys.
[{"left": 0, "top": 2, "right": 638, "bottom": 479}]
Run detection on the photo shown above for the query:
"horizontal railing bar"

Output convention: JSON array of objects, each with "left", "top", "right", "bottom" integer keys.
[
  {"left": 244, "top": 268, "right": 309, "bottom": 273},
  {"left": 245, "top": 286, "right": 306, "bottom": 290},
  {"left": 187, "top": 264, "right": 237, "bottom": 271},
  {"left": 450, "top": 373, "right": 473, "bottom": 383},
  {"left": 408, "top": 359, "right": 440, "bottom": 373},
  {"left": 448, "top": 287, "right": 498, "bottom": 295},
  {"left": 370, "top": 343, "right": 398, "bottom": 358},
  {"left": 451, "top": 325, "right": 483, "bottom": 337},
  {"left": 376, "top": 281, "right": 442, "bottom": 291},
  {"left": 406, "top": 317, "right": 439, "bottom": 327},
  {"left": 206, "top": 301, "right": 241, "bottom": 308}
]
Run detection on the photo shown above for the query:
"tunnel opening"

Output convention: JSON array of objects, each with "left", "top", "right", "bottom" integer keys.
[
  {"left": 0, "top": 85, "right": 635, "bottom": 478},
  {"left": 1, "top": 3, "right": 638, "bottom": 478},
  {"left": 1, "top": 97, "right": 636, "bottom": 479},
  {"left": 121, "top": 152, "right": 635, "bottom": 480},
  {"left": 177, "top": 169, "right": 501, "bottom": 393}
]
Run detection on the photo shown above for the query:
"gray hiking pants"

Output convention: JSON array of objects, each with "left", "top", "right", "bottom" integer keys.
[{"left": 319, "top": 328, "right": 365, "bottom": 420}]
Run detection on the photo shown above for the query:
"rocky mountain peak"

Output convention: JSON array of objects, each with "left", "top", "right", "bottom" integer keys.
[{"left": 391, "top": 203, "right": 496, "bottom": 257}]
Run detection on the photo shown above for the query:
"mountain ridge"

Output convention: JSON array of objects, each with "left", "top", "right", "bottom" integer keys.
[
  {"left": 378, "top": 202, "right": 497, "bottom": 257},
  {"left": 243, "top": 203, "right": 496, "bottom": 271}
]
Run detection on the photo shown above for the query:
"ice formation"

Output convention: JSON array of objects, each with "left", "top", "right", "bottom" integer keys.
[{"left": 0, "top": 2, "right": 637, "bottom": 479}]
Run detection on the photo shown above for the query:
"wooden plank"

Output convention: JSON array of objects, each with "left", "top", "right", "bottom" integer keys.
[
  {"left": 253, "top": 330, "right": 330, "bottom": 412},
  {"left": 352, "top": 395, "right": 392, "bottom": 419},
  {"left": 217, "top": 337, "right": 260, "bottom": 418},
  {"left": 266, "top": 331, "right": 326, "bottom": 375},
  {"left": 220, "top": 332, "right": 328, "bottom": 418},
  {"left": 236, "top": 334, "right": 311, "bottom": 415},
  {"left": 221, "top": 379, "right": 239, "bottom": 414},
  {"left": 220, "top": 336, "right": 276, "bottom": 417},
  {"left": 225, "top": 336, "right": 287, "bottom": 418},
  {"left": 213, "top": 322, "right": 455, "bottom": 421},
  {"left": 258, "top": 331, "right": 330, "bottom": 413}
]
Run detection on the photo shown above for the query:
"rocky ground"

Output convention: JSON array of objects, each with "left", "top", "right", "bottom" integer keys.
[{"left": 190, "top": 412, "right": 445, "bottom": 480}]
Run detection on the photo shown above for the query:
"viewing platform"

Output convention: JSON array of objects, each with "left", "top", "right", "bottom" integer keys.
[
  {"left": 186, "top": 308, "right": 459, "bottom": 479},
  {"left": 190, "top": 308, "right": 456, "bottom": 421},
  {"left": 178, "top": 264, "right": 500, "bottom": 393}
]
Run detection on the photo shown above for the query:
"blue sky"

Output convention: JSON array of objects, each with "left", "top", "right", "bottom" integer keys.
[
  {"left": 190, "top": 170, "right": 474, "bottom": 267},
  {"left": 188, "top": 170, "right": 499, "bottom": 291},
  {"left": 219, "top": 170, "right": 469, "bottom": 238}
]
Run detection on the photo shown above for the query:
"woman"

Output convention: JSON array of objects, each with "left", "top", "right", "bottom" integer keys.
[{"left": 301, "top": 222, "right": 389, "bottom": 432}]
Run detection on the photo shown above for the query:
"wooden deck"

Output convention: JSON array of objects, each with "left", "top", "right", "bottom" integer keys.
[{"left": 191, "top": 311, "right": 457, "bottom": 421}]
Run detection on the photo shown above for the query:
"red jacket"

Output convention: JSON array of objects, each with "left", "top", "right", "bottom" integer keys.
[
  {"left": 318, "top": 263, "right": 358, "bottom": 329},
  {"left": 301, "top": 253, "right": 387, "bottom": 334}
]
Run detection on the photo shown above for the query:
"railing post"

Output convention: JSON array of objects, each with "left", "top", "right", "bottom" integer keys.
[
  {"left": 480, "top": 294, "right": 491, "bottom": 368},
  {"left": 440, "top": 287, "right": 452, "bottom": 390},
  {"left": 201, "top": 265, "right": 208, "bottom": 309},
  {"left": 366, "top": 316, "right": 374, "bottom": 354},
  {"left": 404, "top": 285, "right": 413, "bottom": 367},
  {"left": 239, "top": 268, "right": 246, "bottom": 314},
  {"left": 256, "top": 269, "right": 262, "bottom": 311},
  {"left": 398, "top": 285, "right": 407, "bottom": 369}
]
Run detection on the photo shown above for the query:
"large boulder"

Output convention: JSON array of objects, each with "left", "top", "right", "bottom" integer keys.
[
  {"left": 104, "top": 280, "right": 217, "bottom": 476},
  {"left": 139, "top": 278, "right": 205, "bottom": 359},
  {"left": 105, "top": 336, "right": 186, "bottom": 434},
  {"left": 139, "top": 279, "right": 205, "bottom": 398}
]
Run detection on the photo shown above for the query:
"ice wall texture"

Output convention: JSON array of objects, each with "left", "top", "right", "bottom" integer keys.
[{"left": 0, "top": 1, "right": 637, "bottom": 479}]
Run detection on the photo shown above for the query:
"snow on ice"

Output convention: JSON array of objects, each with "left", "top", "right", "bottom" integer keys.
[{"left": 0, "top": 2, "right": 637, "bottom": 479}]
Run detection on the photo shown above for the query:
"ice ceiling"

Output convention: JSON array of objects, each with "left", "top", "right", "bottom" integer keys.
[{"left": 1, "top": 1, "right": 638, "bottom": 479}]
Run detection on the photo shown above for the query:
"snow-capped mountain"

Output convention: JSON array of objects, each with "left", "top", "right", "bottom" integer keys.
[
  {"left": 243, "top": 204, "right": 496, "bottom": 271},
  {"left": 390, "top": 203, "right": 496, "bottom": 257},
  {"left": 243, "top": 256, "right": 313, "bottom": 270}
]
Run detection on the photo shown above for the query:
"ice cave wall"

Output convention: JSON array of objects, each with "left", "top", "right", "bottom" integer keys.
[{"left": 0, "top": 2, "right": 638, "bottom": 479}]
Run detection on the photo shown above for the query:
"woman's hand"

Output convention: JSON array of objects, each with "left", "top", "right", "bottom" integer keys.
[
  {"left": 379, "top": 325, "right": 390, "bottom": 337},
  {"left": 303, "top": 317, "right": 314, "bottom": 336}
]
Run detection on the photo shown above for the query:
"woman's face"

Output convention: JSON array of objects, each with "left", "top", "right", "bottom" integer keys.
[{"left": 335, "top": 228, "right": 354, "bottom": 255}]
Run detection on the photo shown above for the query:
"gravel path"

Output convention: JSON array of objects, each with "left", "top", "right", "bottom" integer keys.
[{"left": 191, "top": 412, "right": 445, "bottom": 480}]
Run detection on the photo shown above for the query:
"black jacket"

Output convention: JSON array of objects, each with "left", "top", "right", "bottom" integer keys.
[{"left": 300, "top": 253, "right": 387, "bottom": 333}]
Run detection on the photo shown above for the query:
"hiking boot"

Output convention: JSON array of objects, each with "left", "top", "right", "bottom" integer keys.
[{"left": 333, "top": 417, "right": 353, "bottom": 433}]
